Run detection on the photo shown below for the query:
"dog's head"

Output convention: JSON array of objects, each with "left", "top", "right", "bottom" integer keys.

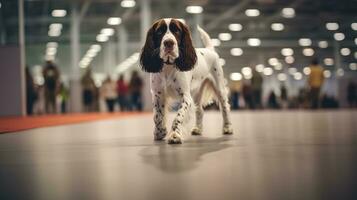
[{"left": 140, "top": 18, "right": 197, "bottom": 73}]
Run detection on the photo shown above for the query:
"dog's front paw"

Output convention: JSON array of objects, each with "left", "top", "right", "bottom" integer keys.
[
  {"left": 223, "top": 124, "right": 233, "bottom": 135},
  {"left": 167, "top": 131, "right": 183, "bottom": 144},
  {"left": 154, "top": 128, "right": 167, "bottom": 141},
  {"left": 191, "top": 127, "right": 202, "bottom": 136}
]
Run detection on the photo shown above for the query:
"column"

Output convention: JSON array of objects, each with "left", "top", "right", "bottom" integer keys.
[
  {"left": 69, "top": 4, "right": 82, "bottom": 112},
  {"left": 140, "top": 0, "right": 152, "bottom": 111},
  {"left": 117, "top": 26, "right": 128, "bottom": 63}
]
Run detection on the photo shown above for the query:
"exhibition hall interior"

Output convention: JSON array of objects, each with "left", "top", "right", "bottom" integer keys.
[{"left": 0, "top": 0, "right": 356, "bottom": 199}]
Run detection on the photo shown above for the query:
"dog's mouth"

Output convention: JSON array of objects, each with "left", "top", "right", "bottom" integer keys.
[{"left": 164, "top": 56, "right": 175, "bottom": 65}]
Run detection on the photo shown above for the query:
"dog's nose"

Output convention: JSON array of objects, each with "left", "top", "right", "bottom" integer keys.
[{"left": 163, "top": 39, "right": 174, "bottom": 48}]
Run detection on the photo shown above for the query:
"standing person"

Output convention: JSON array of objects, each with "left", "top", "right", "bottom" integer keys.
[
  {"left": 81, "top": 69, "right": 96, "bottom": 112},
  {"left": 43, "top": 61, "right": 60, "bottom": 114},
  {"left": 280, "top": 84, "right": 288, "bottom": 109},
  {"left": 251, "top": 69, "right": 263, "bottom": 109},
  {"left": 129, "top": 71, "right": 144, "bottom": 111},
  {"left": 101, "top": 76, "right": 117, "bottom": 112},
  {"left": 308, "top": 58, "right": 324, "bottom": 109},
  {"left": 347, "top": 81, "right": 356, "bottom": 108},
  {"left": 116, "top": 74, "right": 129, "bottom": 111},
  {"left": 242, "top": 81, "right": 253, "bottom": 109},
  {"left": 25, "top": 67, "right": 37, "bottom": 115},
  {"left": 228, "top": 79, "right": 241, "bottom": 110},
  {"left": 59, "top": 82, "right": 69, "bottom": 113}
]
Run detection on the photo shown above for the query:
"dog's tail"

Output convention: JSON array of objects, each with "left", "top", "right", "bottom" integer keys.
[{"left": 197, "top": 25, "right": 214, "bottom": 51}]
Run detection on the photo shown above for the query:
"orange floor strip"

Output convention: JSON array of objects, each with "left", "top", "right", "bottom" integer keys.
[{"left": 0, "top": 112, "right": 151, "bottom": 134}]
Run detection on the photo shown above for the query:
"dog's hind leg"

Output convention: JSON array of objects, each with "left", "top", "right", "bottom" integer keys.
[
  {"left": 211, "top": 62, "right": 233, "bottom": 135},
  {"left": 191, "top": 79, "right": 211, "bottom": 136}
]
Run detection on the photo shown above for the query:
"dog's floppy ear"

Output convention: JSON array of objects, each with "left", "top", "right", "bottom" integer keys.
[
  {"left": 140, "top": 23, "right": 163, "bottom": 73},
  {"left": 175, "top": 21, "right": 197, "bottom": 72}
]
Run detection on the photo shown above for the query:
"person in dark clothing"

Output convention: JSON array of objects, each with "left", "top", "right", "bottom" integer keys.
[
  {"left": 280, "top": 85, "right": 288, "bottom": 109},
  {"left": 242, "top": 81, "right": 254, "bottom": 109},
  {"left": 251, "top": 70, "right": 263, "bottom": 109},
  {"left": 268, "top": 91, "right": 279, "bottom": 109},
  {"left": 129, "top": 71, "right": 144, "bottom": 111},
  {"left": 116, "top": 74, "right": 130, "bottom": 111},
  {"left": 347, "top": 81, "right": 356, "bottom": 108},
  {"left": 81, "top": 69, "right": 96, "bottom": 112},
  {"left": 25, "top": 67, "right": 37, "bottom": 115},
  {"left": 43, "top": 61, "right": 60, "bottom": 114}
]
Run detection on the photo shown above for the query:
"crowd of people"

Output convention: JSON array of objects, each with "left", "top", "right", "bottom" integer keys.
[
  {"left": 229, "top": 59, "right": 357, "bottom": 110},
  {"left": 25, "top": 61, "right": 144, "bottom": 115}
]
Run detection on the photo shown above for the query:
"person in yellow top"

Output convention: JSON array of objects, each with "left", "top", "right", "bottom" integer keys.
[{"left": 308, "top": 58, "right": 325, "bottom": 109}]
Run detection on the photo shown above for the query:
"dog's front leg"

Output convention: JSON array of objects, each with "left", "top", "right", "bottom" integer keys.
[
  {"left": 168, "top": 90, "right": 193, "bottom": 144},
  {"left": 151, "top": 76, "right": 167, "bottom": 141}
]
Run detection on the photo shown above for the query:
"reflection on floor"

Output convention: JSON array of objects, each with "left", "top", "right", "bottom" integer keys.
[{"left": 0, "top": 111, "right": 356, "bottom": 200}]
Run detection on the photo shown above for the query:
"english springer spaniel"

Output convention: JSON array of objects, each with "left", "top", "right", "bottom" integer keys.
[{"left": 140, "top": 18, "right": 233, "bottom": 144}]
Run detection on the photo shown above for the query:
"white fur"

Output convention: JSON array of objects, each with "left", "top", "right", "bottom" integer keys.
[
  {"left": 159, "top": 18, "right": 179, "bottom": 63},
  {"left": 150, "top": 19, "right": 233, "bottom": 144}
]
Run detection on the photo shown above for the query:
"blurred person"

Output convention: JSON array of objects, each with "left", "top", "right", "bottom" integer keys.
[
  {"left": 308, "top": 58, "right": 324, "bottom": 109},
  {"left": 242, "top": 81, "right": 253, "bottom": 109},
  {"left": 251, "top": 69, "right": 263, "bottom": 109},
  {"left": 25, "top": 67, "right": 37, "bottom": 115},
  {"left": 280, "top": 84, "right": 288, "bottom": 109},
  {"left": 101, "top": 76, "right": 117, "bottom": 112},
  {"left": 43, "top": 61, "right": 60, "bottom": 114},
  {"left": 81, "top": 69, "right": 96, "bottom": 112},
  {"left": 59, "top": 83, "right": 69, "bottom": 113},
  {"left": 298, "top": 88, "right": 309, "bottom": 109},
  {"left": 228, "top": 79, "right": 241, "bottom": 110},
  {"left": 129, "top": 71, "right": 144, "bottom": 111},
  {"left": 267, "top": 91, "right": 279, "bottom": 109},
  {"left": 347, "top": 81, "right": 356, "bottom": 108},
  {"left": 116, "top": 74, "right": 130, "bottom": 111}
]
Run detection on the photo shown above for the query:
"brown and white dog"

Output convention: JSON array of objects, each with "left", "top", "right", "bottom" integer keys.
[{"left": 140, "top": 18, "right": 233, "bottom": 144}]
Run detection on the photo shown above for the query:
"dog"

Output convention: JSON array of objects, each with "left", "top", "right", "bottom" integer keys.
[{"left": 140, "top": 18, "right": 233, "bottom": 144}]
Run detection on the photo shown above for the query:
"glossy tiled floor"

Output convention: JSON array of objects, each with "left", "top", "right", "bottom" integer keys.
[{"left": 0, "top": 111, "right": 356, "bottom": 200}]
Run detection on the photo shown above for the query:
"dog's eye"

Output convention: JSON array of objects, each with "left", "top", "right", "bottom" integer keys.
[{"left": 170, "top": 25, "right": 179, "bottom": 33}]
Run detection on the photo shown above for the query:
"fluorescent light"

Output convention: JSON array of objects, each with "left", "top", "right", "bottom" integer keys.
[
  {"left": 96, "top": 34, "right": 109, "bottom": 42},
  {"left": 245, "top": 9, "right": 260, "bottom": 17},
  {"left": 247, "top": 38, "right": 261, "bottom": 46},
  {"left": 51, "top": 9, "right": 67, "bottom": 17},
  {"left": 228, "top": 23, "right": 243, "bottom": 31},
  {"left": 334, "top": 33, "right": 345, "bottom": 41},
  {"left": 285, "top": 56, "right": 295, "bottom": 64},
  {"left": 351, "top": 23, "right": 357, "bottom": 31},
  {"left": 186, "top": 6, "right": 203, "bottom": 14},
  {"left": 230, "top": 72, "right": 242, "bottom": 81},
  {"left": 318, "top": 41, "right": 328, "bottom": 48},
  {"left": 268, "top": 58, "right": 279, "bottom": 66},
  {"left": 46, "top": 47, "right": 57, "bottom": 56},
  {"left": 255, "top": 64, "right": 265, "bottom": 72},
  {"left": 294, "top": 72, "right": 303, "bottom": 80},
  {"left": 349, "top": 63, "right": 357, "bottom": 70},
  {"left": 282, "top": 8, "right": 295, "bottom": 18},
  {"left": 49, "top": 23, "right": 63, "bottom": 30},
  {"left": 121, "top": 0, "right": 136, "bottom": 8},
  {"left": 218, "top": 33, "right": 232, "bottom": 41},
  {"left": 271, "top": 23, "right": 284, "bottom": 31},
  {"left": 340, "top": 48, "right": 351, "bottom": 56},
  {"left": 46, "top": 42, "right": 58, "bottom": 48},
  {"left": 298, "top": 38, "right": 312, "bottom": 46},
  {"left": 324, "top": 58, "right": 334, "bottom": 66},
  {"left": 281, "top": 48, "right": 294, "bottom": 56},
  {"left": 263, "top": 67, "right": 273, "bottom": 76},
  {"left": 274, "top": 63, "right": 283, "bottom": 70},
  {"left": 45, "top": 54, "right": 55, "bottom": 61},
  {"left": 211, "top": 38, "right": 221, "bottom": 47},
  {"left": 107, "top": 17, "right": 122, "bottom": 25},
  {"left": 323, "top": 70, "right": 331, "bottom": 78},
  {"left": 337, "top": 68, "right": 344, "bottom": 76},
  {"left": 303, "top": 67, "right": 311, "bottom": 75},
  {"left": 326, "top": 22, "right": 339, "bottom": 31},
  {"left": 241, "top": 67, "right": 252, "bottom": 76},
  {"left": 90, "top": 44, "right": 102, "bottom": 52},
  {"left": 288, "top": 67, "right": 297, "bottom": 75},
  {"left": 101, "top": 28, "right": 115, "bottom": 36},
  {"left": 230, "top": 48, "right": 243, "bottom": 56},
  {"left": 219, "top": 58, "right": 226, "bottom": 66},
  {"left": 48, "top": 29, "right": 61, "bottom": 37},
  {"left": 303, "top": 48, "right": 314, "bottom": 56},
  {"left": 277, "top": 73, "right": 287, "bottom": 81}
]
